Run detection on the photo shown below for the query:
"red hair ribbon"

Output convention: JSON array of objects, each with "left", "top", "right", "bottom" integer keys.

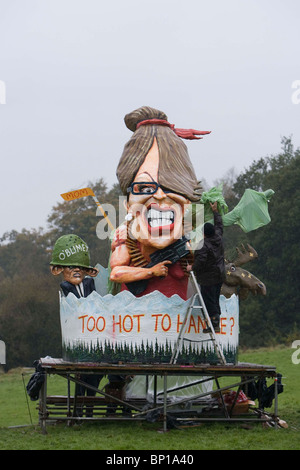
[{"left": 136, "top": 119, "right": 211, "bottom": 140}]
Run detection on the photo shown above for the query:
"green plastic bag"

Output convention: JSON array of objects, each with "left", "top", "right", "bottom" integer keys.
[
  {"left": 200, "top": 184, "right": 229, "bottom": 220},
  {"left": 222, "top": 188, "right": 274, "bottom": 232},
  {"left": 203, "top": 187, "right": 274, "bottom": 232}
]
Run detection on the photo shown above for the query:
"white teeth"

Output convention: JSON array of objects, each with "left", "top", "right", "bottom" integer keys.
[
  {"left": 148, "top": 209, "right": 173, "bottom": 219},
  {"left": 147, "top": 208, "right": 174, "bottom": 227}
]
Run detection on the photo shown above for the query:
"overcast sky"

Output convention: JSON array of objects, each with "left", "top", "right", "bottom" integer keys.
[{"left": 0, "top": 0, "right": 299, "bottom": 237}]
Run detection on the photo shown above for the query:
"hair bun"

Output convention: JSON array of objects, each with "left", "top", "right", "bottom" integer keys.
[{"left": 124, "top": 106, "right": 168, "bottom": 132}]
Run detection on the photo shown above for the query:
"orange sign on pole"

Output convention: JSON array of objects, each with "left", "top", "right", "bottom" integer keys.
[{"left": 61, "top": 187, "right": 115, "bottom": 231}]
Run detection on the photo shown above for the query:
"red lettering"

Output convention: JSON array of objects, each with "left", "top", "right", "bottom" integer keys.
[
  {"left": 161, "top": 314, "right": 171, "bottom": 332},
  {"left": 113, "top": 315, "right": 122, "bottom": 333},
  {"left": 123, "top": 315, "right": 133, "bottom": 332},
  {"left": 96, "top": 316, "right": 105, "bottom": 332},
  {"left": 152, "top": 314, "right": 162, "bottom": 332},
  {"left": 188, "top": 315, "right": 197, "bottom": 334},
  {"left": 87, "top": 316, "right": 95, "bottom": 332},
  {"left": 133, "top": 314, "right": 144, "bottom": 332},
  {"left": 177, "top": 314, "right": 184, "bottom": 333},
  {"left": 78, "top": 315, "right": 88, "bottom": 333},
  {"left": 220, "top": 318, "right": 226, "bottom": 335}
]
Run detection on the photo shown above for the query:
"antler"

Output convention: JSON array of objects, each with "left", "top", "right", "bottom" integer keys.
[{"left": 234, "top": 244, "right": 258, "bottom": 267}]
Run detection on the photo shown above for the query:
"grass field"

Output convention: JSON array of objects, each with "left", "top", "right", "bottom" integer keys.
[{"left": 0, "top": 346, "right": 299, "bottom": 451}]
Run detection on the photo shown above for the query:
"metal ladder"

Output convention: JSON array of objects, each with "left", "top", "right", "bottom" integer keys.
[{"left": 170, "top": 270, "right": 226, "bottom": 365}]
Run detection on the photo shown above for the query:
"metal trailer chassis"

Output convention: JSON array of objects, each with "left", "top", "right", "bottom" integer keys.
[{"left": 37, "top": 358, "right": 280, "bottom": 434}]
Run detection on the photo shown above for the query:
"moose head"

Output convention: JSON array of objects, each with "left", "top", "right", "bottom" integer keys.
[{"left": 221, "top": 244, "right": 266, "bottom": 300}]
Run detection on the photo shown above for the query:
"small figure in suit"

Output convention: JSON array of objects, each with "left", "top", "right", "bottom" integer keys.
[{"left": 49, "top": 234, "right": 99, "bottom": 298}]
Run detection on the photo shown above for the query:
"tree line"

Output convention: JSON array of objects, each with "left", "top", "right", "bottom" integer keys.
[{"left": 0, "top": 137, "right": 299, "bottom": 369}]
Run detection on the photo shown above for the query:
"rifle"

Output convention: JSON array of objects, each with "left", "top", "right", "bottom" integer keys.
[{"left": 126, "top": 236, "right": 190, "bottom": 295}]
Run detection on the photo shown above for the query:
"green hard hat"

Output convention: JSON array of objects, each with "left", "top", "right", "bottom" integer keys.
[{"left": 50, "top": 234, "right": 97, "bottom": 273}]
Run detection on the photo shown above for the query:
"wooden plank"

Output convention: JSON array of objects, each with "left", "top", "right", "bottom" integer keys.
[{"left": 39, "top": 358, "right": 276, "bottom": 377}]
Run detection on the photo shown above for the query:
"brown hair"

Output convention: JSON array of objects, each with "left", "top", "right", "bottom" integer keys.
[{"left": 116, "top": 106, "right": 202, "bottom": 201}]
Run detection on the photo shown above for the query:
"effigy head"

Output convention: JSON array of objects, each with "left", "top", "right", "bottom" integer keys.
[
  {"left": 116, "top": 106, "right": 209, "bottom": 250},
  {"left": 49, "top": 234, "right": 99, "bottom": 284}
]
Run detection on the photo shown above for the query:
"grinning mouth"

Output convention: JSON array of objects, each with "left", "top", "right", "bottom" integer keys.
[{"left": 147, "top": 205, "right": 175, "bottom": 232}]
